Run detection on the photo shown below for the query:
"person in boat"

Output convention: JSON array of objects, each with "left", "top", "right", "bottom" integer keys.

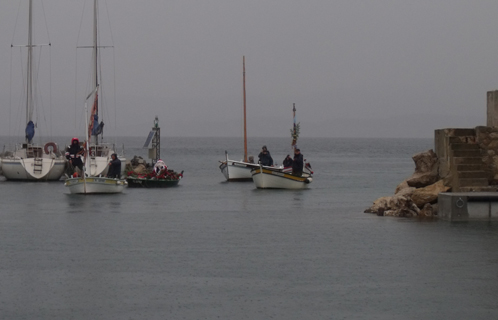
[
  {"left": 258, "top": 145, "right": 274, "bottom": 166},
  {"left": 65, "top": 137, "right": 84, "bottom": 173},
  {"left": 107, "top": 153, "right": 121, "bottom": 178},
  {"left": 153, "top": 160, "right": 167, "bottom": 176},
  {"left": 292, "top": 148, "right": 304, "bottom": 176},
  {"left": 283, "top": 154, "right": 293, "bottom": 168}
]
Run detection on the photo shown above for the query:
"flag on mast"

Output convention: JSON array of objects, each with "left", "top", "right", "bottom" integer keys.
[{"left": 290, "top": 103, "right": 300, "bottom": 149}]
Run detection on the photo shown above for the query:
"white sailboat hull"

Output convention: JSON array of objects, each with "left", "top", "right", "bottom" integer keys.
[
  {"left": 86, "top": 156, "right": 110, "bottom": 177},
  {"left": 219, "top": 159, "right": 258, "bottom": 181},
  {"left": 65, "top": 177, "right": 127, "bottom": 194},
  {"left": 83, "top": 143, "right": 126, "bottom": 177},
  {"left": 1, "top": 157, "right": 66, "bottom": 181},
  {"left": 251, "top": 167, "right": 312, "bottom": 189}
]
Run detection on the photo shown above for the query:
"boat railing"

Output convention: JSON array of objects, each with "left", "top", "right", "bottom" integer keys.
[
  {"left": 88, "top": 144, "right": 113, "bottom": 157},
  {"left": 26, "top": 146, "right": 43, "bottom": 158}
]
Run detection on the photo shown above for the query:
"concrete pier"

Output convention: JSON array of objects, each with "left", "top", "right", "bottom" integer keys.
[{"left": 438, "top": 192, "right": 498, "bottom": 221}]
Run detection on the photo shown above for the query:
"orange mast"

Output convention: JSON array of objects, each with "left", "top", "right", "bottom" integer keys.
[{"left": 243, "top": 56, "right": 248, "bottom": 162}]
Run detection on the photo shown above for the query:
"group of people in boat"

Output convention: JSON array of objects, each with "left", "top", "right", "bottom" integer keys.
[
  {"left": 64, "top": 137, "right": 121, "bottom": 178},
  {"left": 257, "top": 145, "right": 304, "bottom": 176},
  {"left": 65, "top": 137, "right": 305, "bottom": 179}
]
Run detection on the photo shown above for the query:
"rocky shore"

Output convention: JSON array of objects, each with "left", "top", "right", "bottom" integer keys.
[{"left": 364, "top": 149, "right": 450, "bottom": 218}]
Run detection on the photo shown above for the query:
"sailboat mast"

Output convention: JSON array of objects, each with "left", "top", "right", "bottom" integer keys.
[
  {"left": 26, "top": 0, "right": 33, "bottom": 138},
  {"left": 93, "top": 0, "right": 98, "bottom": 89},
  {"left": 243, "top": 56, "right": 248, "bottom": 162},
  {"left": 92, "top": 0, "right": 99, "bottom": 144},
  {"left": 292, "top": 103, "right": 297, "bottom": 151}
]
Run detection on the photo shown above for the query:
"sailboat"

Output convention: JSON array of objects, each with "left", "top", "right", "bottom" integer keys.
[
  {"left": 72, "top": 0, "right": 123, "bottom": 178},
  {"left": 219, "top": 56, "right": 260, "bottom": 181},
  {"left": 65, "top": 87, "right": 127, "bottom": 194},
  {"left": 64, "top": 0, "right": 126, "bottom": 194},
  {"left": 251, "top": 104, "right": 313, "bottom": 189},
  {"left": 0, "top": 0, "right": 66, "bottom": 181}
]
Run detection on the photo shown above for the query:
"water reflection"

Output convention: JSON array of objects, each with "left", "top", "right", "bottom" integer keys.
[{"left": 64, "top": 194, "right": 125, "bottom": 214}]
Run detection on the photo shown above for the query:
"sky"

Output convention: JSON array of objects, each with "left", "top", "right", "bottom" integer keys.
[{"left": 0, "top": 0, "right": 497, "bottom": 140}]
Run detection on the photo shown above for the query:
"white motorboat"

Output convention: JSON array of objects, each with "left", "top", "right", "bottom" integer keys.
[{"left": 1, "top": 1, "right": 66, "bottom": 181}]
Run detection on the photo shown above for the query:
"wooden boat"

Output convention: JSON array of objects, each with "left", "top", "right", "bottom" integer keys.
[
  {"left": 126, "top": 175, "right": 181, "bottom": 188},
  {"left": 76, "top": 0, "right": 124, "bottom": 178},
  {"left": 65, "top": 87, "right": 127, "bottom": 194},
  {"left": 65, "top": 0, "right": 126, "bottom": 194},
  {"left": 219, "top": 56, "right": 255, "bottom": 181},
  {"left": 1, "top": 0, "right": 66, "bottom": 181},
  {"left": 65, "top": 176, "right": 127, "bottom": 193},
  {"left": 219, "top": 151, "right": 260, "bottom": 181},
  {"left": 251, "top": 165, "right": 312, "bottom": 189},
  {"left": 251, "top": 104, "right": 314, "bottom": 189},
  {"left": 125, "top": 117, "right": 183, "bottom": 188}
]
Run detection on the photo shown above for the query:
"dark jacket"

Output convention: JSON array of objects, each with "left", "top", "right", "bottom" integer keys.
[
  {"left": 283, "top": 156, "right": 293, "bottom": 168},
  {"left": 258, "top": 151, "right": 273, "bottom": 166},
  {"left": 65, "top": 144, "right": 83, "bottom": 160},
  {"left": 107, "top": 154, "right": 121, "bottom": 178},
  {"left": 292, "top": 153, "right": 304, "bottom": 174},
  {"left": 65, "top": 140, "right": 84, "bottom": 169}
]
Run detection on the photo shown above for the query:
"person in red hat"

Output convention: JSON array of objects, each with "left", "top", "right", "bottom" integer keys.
[{"left": 65, "top": 137, "right": 84, "bottom": 174}]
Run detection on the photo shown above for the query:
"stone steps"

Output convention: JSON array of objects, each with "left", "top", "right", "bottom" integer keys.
[
  {"left": 456, "top": 164, "right": 485, "bottom": 171},
  {"left": 448, "top": 133, "right": 489, "bottom": 191},
  {"left": 458, "top": 178, "right": 489, "bottom": 187},
  {"left": 454, "top": 157, "right": 484, "bottom": 165},
  {"left": 452, "top": 150, "right": 482, "bottom": 157},
  {"left": 450, "top": 143, "right": 480, "bottom": 151},
  {"left": 457, "top": 171, "right": 488, "bottom": 179}
]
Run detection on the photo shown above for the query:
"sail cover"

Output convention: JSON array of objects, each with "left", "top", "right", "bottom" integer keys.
[
  {"left": 91, "top": 115, "right": 104, "bottom": 136},
  {"left": 94, "top": 121, "right": 104, "bottom": 136},
  {"left": 88, "top": 91, "right": 99, "bottom": 138},
  {"left": 25, "top": 120, "right": 35, "bottom": 143}
]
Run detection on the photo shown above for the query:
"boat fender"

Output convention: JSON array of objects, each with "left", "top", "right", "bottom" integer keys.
[
  {"left": 44, "top": 142, "right": 58, "bottom": 154},
  {"left": 305, "top": 178, "right": 312, "bottom": 184}
]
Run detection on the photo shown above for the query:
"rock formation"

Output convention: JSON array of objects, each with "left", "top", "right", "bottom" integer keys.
[{"left": 365, "top": 149, "right": 450, "bottom": 218}]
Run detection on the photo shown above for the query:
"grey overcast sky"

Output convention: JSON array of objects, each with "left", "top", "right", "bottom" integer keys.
[{"left": 0, "top": 0, "right": 497, "bottom": 139}]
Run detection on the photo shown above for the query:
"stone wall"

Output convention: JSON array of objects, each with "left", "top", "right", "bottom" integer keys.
[{"left": 475, "top": 126, "right": 498, "bottom": 184}]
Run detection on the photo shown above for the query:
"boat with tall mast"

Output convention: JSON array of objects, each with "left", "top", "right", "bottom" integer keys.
[
  {"left": 74, "top": 0, "right": 122, "bottom": 178},
  {"left": 65, "top": 87, "right": 127, "bottom": 194},
  {"left": 251, "top": 104, "right": 313, "bottom": 189},
  {"left": 1, "top": 0, "right": 66, "bottom": 181},
  {"left": 64, "top": 0, "right": 127, "bottom": 194},
  {"left": 219, "top": 56, "right": 260, "bottom": 181}
]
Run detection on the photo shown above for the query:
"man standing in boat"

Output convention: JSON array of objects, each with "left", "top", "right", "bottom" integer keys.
[
  {"left": 65, "top": 137, "right": 84, "bottom": 175},
  {"left": 283, "top": 154, "right": 293, "bottom": 168},
  {"left": 107, "top": 153, "right": 121, "bottom": 178},
  {"left": 258, "top": 145, "right": 274, "bottom": 166},
  {"left": 292, "top": 148, "right": 304, "bottom": 176}
]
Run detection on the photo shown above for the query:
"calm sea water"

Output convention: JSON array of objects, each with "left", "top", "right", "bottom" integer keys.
[{"left": 1, "top": 136, "right": 497, "bottom": 320}]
